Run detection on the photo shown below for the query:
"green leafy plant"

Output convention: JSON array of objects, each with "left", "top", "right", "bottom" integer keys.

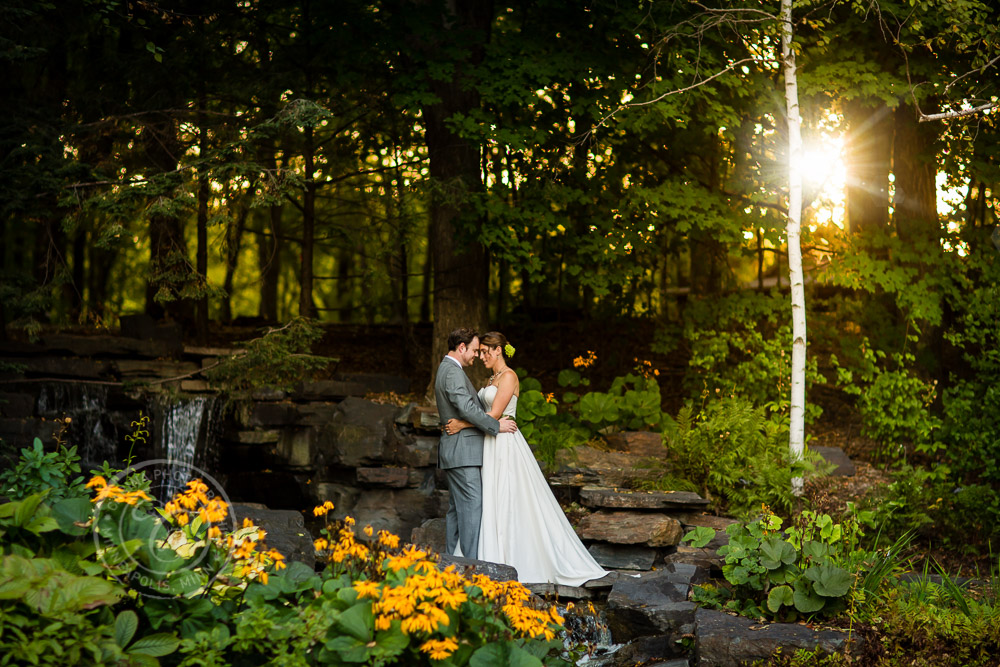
[
  {"left": 651, "top": 397, "right": 827, "bottom": 516},
  {"left": 686, "top": 509, "right": 858, "bottom": 621},
  {"left": 0, "top": 433, "right": 86, "bottom": 502}
]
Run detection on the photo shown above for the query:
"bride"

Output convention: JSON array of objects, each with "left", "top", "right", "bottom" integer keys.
[{"left": 444, "top": 331, "right": 608, "bottom": 586}]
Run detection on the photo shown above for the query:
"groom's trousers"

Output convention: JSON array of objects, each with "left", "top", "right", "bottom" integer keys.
[{"left": 444, "top": 466, "right": 482, "bottom": 559}]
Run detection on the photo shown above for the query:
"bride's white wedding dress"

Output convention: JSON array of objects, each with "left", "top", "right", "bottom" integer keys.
[{"left": 475, "top": 385, "right": 607, "bottom": 586}]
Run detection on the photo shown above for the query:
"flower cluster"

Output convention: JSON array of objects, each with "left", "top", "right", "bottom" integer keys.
[
  {"left": 224, "top": 517, "right": 286, "bottom": 585},
  {"left": 163, "top": 479, "right": 229, "bottom": 535},
  {"left": 573, "top": 350, "right": 598, "bottom": 369},
  {"left": 310, "top": 503, "right": 566, "bottom": 660},
  {"left": 633, "top": 357, "right": 660, "bottom": 378},
  {"left": 86, "top": 476, "right": 152, "bottom": 506}
]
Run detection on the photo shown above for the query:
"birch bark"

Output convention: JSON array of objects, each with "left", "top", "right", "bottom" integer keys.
[{"left": 781, "top": 0, "right": 806, "bottom": 495}]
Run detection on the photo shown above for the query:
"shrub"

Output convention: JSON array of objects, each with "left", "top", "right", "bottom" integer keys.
[{"left": 653, "top": 397, "right": 826, "bottom": 516}]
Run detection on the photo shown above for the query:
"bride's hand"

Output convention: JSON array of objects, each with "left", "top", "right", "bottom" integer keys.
[{"left": 444, "top": 418, "right": 461, "bottom": 435}]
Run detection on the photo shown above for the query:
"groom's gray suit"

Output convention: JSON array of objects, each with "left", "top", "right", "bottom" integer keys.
[{"left": 434, "top": 356, "right": 500, "bottom": 559}]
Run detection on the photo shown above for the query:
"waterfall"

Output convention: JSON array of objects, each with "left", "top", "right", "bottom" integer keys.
[
  {"left": 37, "top": 383, "right": 119, "bottom": 469},
  {"left": 155, "top": 395, "right": 220, "bottom": 500}
]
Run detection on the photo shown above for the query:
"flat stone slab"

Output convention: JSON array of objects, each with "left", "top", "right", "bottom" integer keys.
[
  {"left": 603, "top": 431, "right": 666, "bottom": 458},
  {"left": 810, "top": 445, "right": 856, "bottom": 476},
  {"left": 606, "top": 566, "right": 699, "bottom": 642},
  {"left": 551, "top": 446, "right": 663, "bottom": 487},
  {"left": 357, "top": 467, "right": 415, "bottom": 488},
  {"left": 294, "top": 380, "right": 368, "bottom": 400},
  {"left": 663, "top": 545, "right": 723, "bottom": 573},
  {"left": 526, "top": 582, "right": 593, "bottom": 599},
  {"left": 581, "top": 486, "right": 709, "bottom": 511},
  {"left": 115, "top": 359, "right": 201, "bottom": 378},
  {"left": 437, "top": 554, "right": 518, "bottom": 582},
  {"left": 578, "top": 511, "right": 683, "bottom": 547},
  {"left": 674, "top": 512, "right": 739, "bottom": 531},
  {"left": 236, "top": 430, "right": 280, "bottom": 444},
  {"left": 588, "top": 543, "right": 657, "bottom": 570},
  {"left": 695, "top": 608, "right": 860, "bottom": 667},
  {"left": 43, "top": 334, "right": 180, "bottom": 358}
]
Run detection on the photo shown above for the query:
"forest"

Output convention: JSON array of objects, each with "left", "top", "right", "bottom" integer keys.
[{"left": 1, "top": 0, "right": 999, "bottom": 663}]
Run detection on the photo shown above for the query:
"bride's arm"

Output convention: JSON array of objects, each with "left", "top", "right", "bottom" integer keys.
[
  {"left": 444, "top": 373, "right": 518, "bottom": 434},
  {"left": 488, "top": 371, "right": 518, "bottom": 419}
]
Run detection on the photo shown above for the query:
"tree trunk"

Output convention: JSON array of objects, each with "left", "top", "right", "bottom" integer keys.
[
  {"left": 221, "top": 201, "right": 249, "bottom": 324},
  {"left": 143, "top": 118, "right": 188, "bottom": 322},
  {"left": 892, "top": 103, "right": 938, "bottom": 244},
  {"left": 781, "top": 0, "right": 807, "bottom": 495},
  {"left": 299, "top": 126, "right": 317, "bottom": 318},
  {"left": 844, "top": 100, "right": 892, "bottom": 234},
  {"left": 195, "top": 92, "right": 210, "bottom": 344},
  {"left": 421, "top": 0, "right": 494, "bottom": 397}
]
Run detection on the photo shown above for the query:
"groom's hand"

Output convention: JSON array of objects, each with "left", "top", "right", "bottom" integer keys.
[{"left": 499, "top": 416, "right": 518, "bottom": 433}]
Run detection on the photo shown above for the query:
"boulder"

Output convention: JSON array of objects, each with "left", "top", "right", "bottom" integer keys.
[
  {"left": 294, "top": 380, "right": 368, "bottom": 401},
  {"left": 315, "top": 398, "right": 402, "bottom": 467},
  {"left": 695, "top": 608, "right": 860, "bottom": 667},
  {"left": 603, "top": 431, "right": 666, "bottom": 458},
  {"left": 810, "top": 445, "right": 856, "bottom": 477},
  {"left": 395, "top": 435, "right": 438, "bottom": 468},
  {"left": 606, "top": 565, "right": 699, "bottom": 643},
  {"left": 275, "top": 429, "right": 315, "bottom": 469},
  {"left": 246, "top": 402, "right": 299, "bottom": 427},
  {"left": 580, "top": 486, "right": 709, "bottom": 511},
  {"left": 230, "top": 503, "right": 315, "bottom": 570},
  {"left": 333, "top": 373, "right": 412, "bottom": 395},
  {"left": 610, "top": 635, "right": 690, "bottom": 667},
  {"left": 587, "top": 543, "right": 657, "bottom": 571},
  {"left": 312, "top": 482, "right": 361, "bottom": 514},
  {"left": 295, "top": 402, "right": 340, "bottom": 427},
  {"left": 357, "top": 467, "right": 410, "bottom": 488},
  {"left": 663, "top": 545, "right": 723, "bottom": 574},
  {"left": 551, "top": 446, "right": 662, "bottom": 488},
  {"left": 410, "top": 517, "right": 448, "bottom": 553},
  {"left": 577, "top": 511, "right": 683, "bottom": 547},
  {"left": 337, "top": 488, "right": 446, "bottom": 540},
  {"left": 437, "top": 554, "right": 518, "bottom": 582}
]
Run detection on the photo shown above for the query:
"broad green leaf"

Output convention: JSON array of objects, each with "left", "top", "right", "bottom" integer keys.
[
  {"left": 805, "top": 564, "right": 852, "bottom": 598},
  {"left": 759, "top": 538, "right": 797, "bottom": 570},
  {"left": 766, "top": 585, "right": 794, "bottom": 612},
  {"left": 680, "top": 526, "right": 715, "bottom": 548},
  {"left": 337, "top": 601, "right": 374, "bottom": 642},
  {"left": 114, "top": 610, "right": 139, "bottom": 648},
  {"left": 129, "top": 633, "right": 180, "bottom": 657}
]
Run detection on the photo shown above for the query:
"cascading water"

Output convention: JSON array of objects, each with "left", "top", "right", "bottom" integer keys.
[
  {"left": 36, "top": 383, "right": 119, "bottom": 469},
  {"left": 154, "top": 395, "right": 220, "bottom": 499}
]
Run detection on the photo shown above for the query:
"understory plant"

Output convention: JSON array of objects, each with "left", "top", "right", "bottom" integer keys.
[
  {"left": 684, "top": 505, "right": 894, "bottom": 621},
  {"left": 516, "top": 352, "right": 666, "bottom": 468},
  {"left": 649, "top": 397, "right": 828, "bottom": 517}
]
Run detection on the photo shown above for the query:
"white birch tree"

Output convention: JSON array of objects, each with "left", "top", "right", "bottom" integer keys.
[{"left": 780, "top": 0, "right": 806, "bottom": 495}]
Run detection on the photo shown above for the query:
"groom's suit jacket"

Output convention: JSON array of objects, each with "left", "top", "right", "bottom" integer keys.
[{"left": 434, "top": 357, "right": 500, "bottom": 469}]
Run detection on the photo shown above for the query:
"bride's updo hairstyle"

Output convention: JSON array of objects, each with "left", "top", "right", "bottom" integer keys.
[{"left": 480, "top": 331, "right": 509, "bottom": 358}]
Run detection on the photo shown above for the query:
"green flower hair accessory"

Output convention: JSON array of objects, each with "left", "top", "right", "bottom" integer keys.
[{"left": 504, "top": 343, "right": 516, "bottom": 358}]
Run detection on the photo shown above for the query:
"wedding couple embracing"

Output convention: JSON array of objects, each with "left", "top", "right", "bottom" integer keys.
[{"left": 434, "top": 328, "right": 607, "bottom": 586}]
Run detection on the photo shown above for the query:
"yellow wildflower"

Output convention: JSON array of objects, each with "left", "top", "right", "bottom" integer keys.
[
  {"left": 243, "top": 517, "right": 254, "bottom": 528},
  {"left": 400, "top": 613, "right": 436, "bottom": 634},
  {"left": 374, "top": 615, "right": 392, "bottom": 631},
  {"left": 353, "top": 580, "right": 381, "bottom": 599},
  {"left": 363, "top": 524, "right": 374, "bottom": 537},
  {"left": 419, "top": 637, "right": 458, "bottom": 660},
  {"left": 314, "top": 538, "right": 329, "bottom": 551},
  {"left": 207, "top": 526, "right": 221, "bottom": 539}
]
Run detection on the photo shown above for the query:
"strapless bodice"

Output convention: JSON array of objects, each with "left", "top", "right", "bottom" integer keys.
[{"left": 478, "top": 385, "right": 517, "bottom": 419}]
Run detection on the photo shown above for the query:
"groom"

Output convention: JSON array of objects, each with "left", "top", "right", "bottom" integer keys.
[{"left": 435, "top": 327, "right": 517, "bottom": 559}]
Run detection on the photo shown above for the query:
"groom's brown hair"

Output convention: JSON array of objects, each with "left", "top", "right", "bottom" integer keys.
[{"left": 447, "top": 327, "right": 479, "bottom": 351}]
